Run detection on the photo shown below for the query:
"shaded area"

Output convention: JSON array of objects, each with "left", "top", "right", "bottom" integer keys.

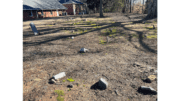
[
  {"left": 90, "top": 82, "right": 106, "bottom": 90},
  {"left": 137, "top": 87, "right": 157, "bottom": 95}
]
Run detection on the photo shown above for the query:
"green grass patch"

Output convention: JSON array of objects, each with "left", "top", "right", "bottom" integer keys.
[
  {"left": 147, "top": 35, "right": 157, "bottom": 39},
  {"left": 67, "top": 78, "right": 75, "bottom": 82},
  {"left": 83, "top": 85, "right": 85, "bottom": 87},
  {"left": 91, "top": 24, "right": 96, "bottom": 26},
  {"left": 99, "top": 39, "right": 106, "bottom": 44},
  {"left": 62, "top": 80, "right": 66, "bottom": 82},
  {"left": 54, "top": 90, "right": 65, "bottom": 101}
]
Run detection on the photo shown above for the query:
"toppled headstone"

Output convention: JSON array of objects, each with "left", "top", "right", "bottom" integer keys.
[
  {"left": 80, "top": 48, "right": 88, "bottom": 53},
  {"left": 138, "top": 86, "right": 157, "bottom": 95},
  {"left": 29, "top": 22, "right": 38, "bottom": 35},
  {"left": 98, "top": 78, "right": 108, "bottom": 90},
  {"left": 53, "top": 72, "right": 66, "bottom": 80}
]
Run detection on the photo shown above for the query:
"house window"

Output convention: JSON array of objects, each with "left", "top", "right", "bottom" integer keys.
[
  {"left": 41, "top": 10, "right": 44, "bottom": 16},
  {"left": 50, "top": 10, "right": 53, "bottom": 15},
  {"left": 29, "top": 10, "right": 33, "bottom": 17}
]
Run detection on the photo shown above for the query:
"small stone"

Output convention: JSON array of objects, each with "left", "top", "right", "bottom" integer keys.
[
  {"left": 147, "top": 75, "right": 156, "bottom": 82},
  {"left": 72, "top": 36, "right": 74, "bottom": 39},
  {"left": 115, "top": 90, "right": 120, "bottom": 95},
  {"left": 67, "top": 84, "right": 73, "bottom": 88}
]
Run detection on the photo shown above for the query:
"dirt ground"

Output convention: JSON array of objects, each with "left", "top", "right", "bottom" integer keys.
[{"left": 23, "top": 13, "right": 157, "bottom": 101}]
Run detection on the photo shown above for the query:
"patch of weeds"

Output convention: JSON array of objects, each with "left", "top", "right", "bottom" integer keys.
[
  {"left": 68, "top": 88, "right": 71, "bottom": 91},
  {"left": 99, "top": 39, "right": 106, "bottom": 44},
  {"left": 105, "top": 53, "right": 108, "bottom": 55},
  {"left": 147, "top": 35, "right": 157, "bottom": 39},
  {"left": 145, "top": 22, "right": 151, "bottom": 24},
  {"left": 62, "top": 80, "right": 66, "bottom": 82},
  {"left": 132, "top": 34, "right": 138, "bottom": 38},
  {"left": 111, "top": 21, "right": 115, "bottom": 23},
  {"left": 84, "top": 30, "right": 88, "bottom": 32},
  {"left": 54, "top": 90, "right": 65, "bottom": 101},
  {"left": 67, "top": 78, "right": 75, "bottom": 82},
  {"left": 93, "top": 26, "right": 101, "bottom": 28},
  {"left": 145, "top": 26, "right": 154, "bottom": 29},
  {"left": 83, "top": 85, "right": 85, "bottom": 87},
  {"left": 91, "top": 24, "right": 96, "bottom": 26}
]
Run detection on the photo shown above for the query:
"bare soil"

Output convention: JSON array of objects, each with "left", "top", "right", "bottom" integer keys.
[{"left": 23, "top": 13, "right": 157, "bottom": 101}]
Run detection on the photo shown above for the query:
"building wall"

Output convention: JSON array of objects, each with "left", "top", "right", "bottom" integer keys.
[
  {"left": 23, "top": 10, "right": 64, "bottom": 20},
  {"left": 63, "top": 4, "right": 74, "bottom": 15}
]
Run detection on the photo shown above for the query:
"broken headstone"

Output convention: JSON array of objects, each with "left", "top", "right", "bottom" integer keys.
[
  {"left": 50, "top": 72, "right": 66, "bottom": 83},
  {"left": 98, "top": 78, "right": 108, "bottom": 90},
  {"left": 29, "top": 22, "right": 38, "bottom": 35}
]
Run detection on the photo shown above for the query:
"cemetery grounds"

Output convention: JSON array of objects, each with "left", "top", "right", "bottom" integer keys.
[{"left": 23, "top": 13, "right": 157, "bottom": 101}]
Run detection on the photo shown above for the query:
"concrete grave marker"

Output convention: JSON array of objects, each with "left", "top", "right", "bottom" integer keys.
[{"left": 30, "top": 22, "right": 38, "bottom": 35}]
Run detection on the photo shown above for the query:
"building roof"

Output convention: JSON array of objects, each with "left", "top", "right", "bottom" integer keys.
[
  {"left": 58, "top": 0, "right": 83, "bottom": 4},
  {"left": 23, "top": 0, "right": 67, "bottom": 10}
]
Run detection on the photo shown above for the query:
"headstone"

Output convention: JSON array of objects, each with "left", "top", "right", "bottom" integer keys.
[
  {"left": 53, "top": 72, "right": 66, "bottom": 80},
  {"left": 98, "top": 78, "right": 108, "bottom": 90},
  {"left": 80, "top": 48, "right": 88, "bottom": 53},
  {"left": 106, "top": 36, "right": 109, "bottom": 43},
  {"left": 30, "top": 22, "right": 38, "bottom": 35}
]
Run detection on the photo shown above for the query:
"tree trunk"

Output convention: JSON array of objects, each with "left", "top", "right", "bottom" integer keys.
[
  {"left": 146, "top": 0, "right": 157, "bottom": 19},
  {"left": 99, "top": 0, "right": 104, "bottom": 17},
  {"left": 130, "top": 0, "right": 131, "bottom": 13}
]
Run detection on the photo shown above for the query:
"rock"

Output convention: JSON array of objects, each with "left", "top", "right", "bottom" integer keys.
[
  {"left": 98, "top": 78, "right": 108, "bottom": 90},
  {"left": 138, "top": 86, "right": 157, "bottom": 95},
  {"left": 71, "top": 36, "right": 74, "bottom": 39},
  {"left": 53, "top": 72, "right": 66, "bottom": 80},
  {"left": 67, "top": 84, "right": 73, "bottom": 88},
  {"left": 80, "top": 48, "right": 88, "bottom": 53},
  {"left": 115, "top": 90, "right": 120, "bottom": 95},
  {"left": 146, "top": 75, "right": 156, "bottom": 83}
]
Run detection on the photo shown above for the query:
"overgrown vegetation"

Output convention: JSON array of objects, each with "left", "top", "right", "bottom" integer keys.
[{"left": 54, "top": 90, "right": 65, "bottom": 101}]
